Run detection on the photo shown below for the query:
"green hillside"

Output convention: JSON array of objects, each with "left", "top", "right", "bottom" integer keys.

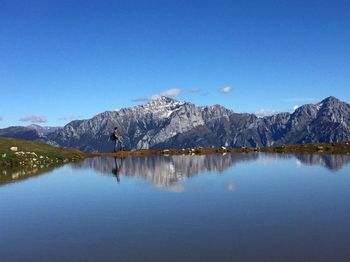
[{"left": 0, "top": 137, "right": 83, "bottom": 168}]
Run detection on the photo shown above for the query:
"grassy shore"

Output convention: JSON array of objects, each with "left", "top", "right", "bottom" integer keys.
[
  {"left": 0, "top": 137, "right": 83, "bottom": 168},
  {"left": 94, "top": 141, "right": 350, "bottom": 157},
  {"left": 1, "top": 137, "right": 350, "bottom": 169},
  {"left": 245, "top": 141, "right": 350, "bottom": 154},
  {"left": 0, "top": 137, "right": 349, "bottom": 185}
]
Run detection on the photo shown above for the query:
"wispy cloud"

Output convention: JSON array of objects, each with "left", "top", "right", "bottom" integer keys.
[
  {"left": 190, "top": 88, "right": 201, "bottom": 93},
  {"left": 188, "top": 87, "right": 210, "bottom": 97},
  {"left": 225, "top": 182, "right": 237, "bottom": 192},
  {"left": 19, "top": 115, "right": 47, "bottom": 123},
  {"left": 150, "top": 94, "right": 161, "bottom": 100},
  {"left": 293, "top": 105, "right": 299, "bottom": 111},
  {"left": 254, "top": 109, "right": 279, "bottom": 118},
  {"left": 0, "top": 117, "right": 2, "bottom": 121},
  {"left": 284, "top": 98, "right": 317, "bottom": 103},
  {"left": 131, "top": 97, "right": 149, "bottom": 102},
  {"left": 219, "top": 86, "right": 233, "bottom": 94},
  {"left": 133, "top": 88, "right": 183, "bottom": 102},
  {"left": 160, "top": 88, "right": 182, "bottom": 97},
  {"left": 58, "top": 116, "right": 82, "bottom": 121}
]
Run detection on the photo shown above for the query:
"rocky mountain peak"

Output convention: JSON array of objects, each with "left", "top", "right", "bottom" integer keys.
[
  {"left": 321, "top": 96, "right": 341, "bottom": 103},
  {"left": 316, "top": 96, "right": 344, "bottom": 109},
  {"left": 145, "top": 96, "right": 184, "bottom": 107},
  {"left": 313, "top": 96, "right": 350, "bottom": 124},
  {"left": 141, "top": 96, "right": 186, "bottom": 118},
  {"left": 39, "top": 96, "right": 350, "bottom": 152}
]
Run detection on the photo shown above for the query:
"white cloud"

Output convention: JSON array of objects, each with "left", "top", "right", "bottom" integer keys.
[
  {"left": 219, "top": 86, "right": 233, "bottom": 94},
  {"left": 150, "top": 94, "right": 161, "bottom": 100},
  {"left": 19, "top": 115, "right": 47, "bottom": 123},
  {"left": 138, "top": 88, "right": 183, "bottom": 102},
  {"left": 188, "top": 87, "right": 210, "bottom": 97},
  {"left": 254, "top": 109, "right": 279, "bottom": 118},
  {"left": 160, "top": 88, "right": 182, "bottom": 97},
  {"left": 293, "top": 105, "right": 299, "bottom": 111}
]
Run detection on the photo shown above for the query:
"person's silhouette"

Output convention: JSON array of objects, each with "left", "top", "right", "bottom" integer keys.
[
  {"left": 111, "top": 127, "right": 122, "bottom": 153},
  {"left": 112, "top": 157, "right": 124, "bottom": 182}
]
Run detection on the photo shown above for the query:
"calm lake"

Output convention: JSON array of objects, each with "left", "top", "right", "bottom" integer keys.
[{"left": 1, "top": 153, "right": 350, "bottom": 261}]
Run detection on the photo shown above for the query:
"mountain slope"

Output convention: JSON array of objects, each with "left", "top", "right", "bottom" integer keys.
[
  {"left": 0, "top": 137, "right": 82, "bottom": 168},
  {"left": 157, "top": 96, "right": 350, "bottom": 149},
  {"left": 48, "top": 97, "right": 232, "bottom": 152},
  {"left": 0, "top": 126, "right": 43, "bottom": 141},
  {"left": 0, "top": 125, "right": 59, "bottom": 145},
  {"left": 27, "top": 124, "right": 59, "bottom": 136},
  {"left": 46, "top": 96, "right": 350, "bottom": 152}
]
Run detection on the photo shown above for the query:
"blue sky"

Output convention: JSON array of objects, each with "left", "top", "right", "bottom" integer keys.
[{"left": 0, "top": 0, "right": 349, "bottom": 127}]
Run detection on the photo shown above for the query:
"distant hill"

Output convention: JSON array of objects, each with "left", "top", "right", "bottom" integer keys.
[
  {"left": 0, "top": 126, "right": 43, "bottom": 141},
  {"left": 43, "top": 96, "right": 350, "bottom": 153},
  {"left": 27, "top": 124, "right": 59, "bottom": 136},
  {"left": 0, "top": 125, "right": 58, "bottom": 142}
]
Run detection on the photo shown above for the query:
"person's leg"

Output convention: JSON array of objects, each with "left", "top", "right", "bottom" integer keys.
[
  {"left": 116, "top": 140, "right": 121, "bottom": 152},
  {"left": 114, "top": 140, "right": 118, "bottom": 152}
]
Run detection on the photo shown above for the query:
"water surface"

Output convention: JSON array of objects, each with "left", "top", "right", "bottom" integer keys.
[{"left": 1, "top": 153, "right": 350, "bottom": 261}]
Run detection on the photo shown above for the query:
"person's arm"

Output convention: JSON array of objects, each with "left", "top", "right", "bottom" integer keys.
[{"left": 115, "top": 130, "right": 121, "bottom": 140}]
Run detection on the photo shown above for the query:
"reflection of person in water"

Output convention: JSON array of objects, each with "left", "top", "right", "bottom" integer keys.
[{"left": 112, "top": 157, "right": 124, "bottom": 182}]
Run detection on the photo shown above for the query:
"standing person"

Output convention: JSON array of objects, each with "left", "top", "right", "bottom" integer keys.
[{"left": 111, "top": 127, "right": 122, "bottom": 152}]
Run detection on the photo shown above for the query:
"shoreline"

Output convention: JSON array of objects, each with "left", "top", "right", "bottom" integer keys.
[
  {"left": 1, "top": 137, "right": 350, "bottom": 170},
  {"left": 85, "top": 141, "right": 350, "bottom": 158},
  {"left": 1, "top": 139, "right": 349, "bottom": 185}
]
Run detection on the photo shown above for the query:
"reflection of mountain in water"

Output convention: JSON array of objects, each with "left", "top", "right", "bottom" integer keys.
[
  {"left": 72, "top": 153, "right": 259, "bottom": 187},
  {"left": 258, "top": 153, "right": 350, "bottom": 171},
  {"left": 2, "top": 153, "right": 350, "bottom": 187},
  {"left": 295, "top": 154, "right": 350, "bottom": 171},
  {"left": 72, "top": 153, "right": 350, "bottom": 188}
]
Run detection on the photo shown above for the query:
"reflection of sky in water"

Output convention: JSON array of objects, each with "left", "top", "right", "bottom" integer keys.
[{"left": 1, "top": 153, "right": 350, "bottom": 261}]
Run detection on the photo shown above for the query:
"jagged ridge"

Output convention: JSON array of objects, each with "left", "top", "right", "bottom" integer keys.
[
  {"left": 44, "top": 96, "right": 350, "bottom": 152},
  {"left": 2, "top": 96, "right": 348, "bottom": 152}
]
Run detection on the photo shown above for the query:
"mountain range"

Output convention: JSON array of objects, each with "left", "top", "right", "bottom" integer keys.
[
  {"left": 1, "top": 96, "right": 349, "bottom": 152},
  {"left": 0, "top": 124, "right": 59, "bottom": 142}
]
